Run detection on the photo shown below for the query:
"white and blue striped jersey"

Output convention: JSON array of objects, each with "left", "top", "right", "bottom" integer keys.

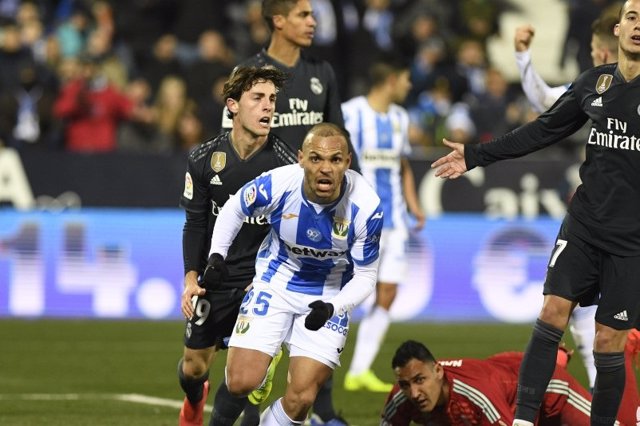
[
  {"left": 210, "top": 164, "right": 383, "bottom": 312},
  {"left": 342, "top": 96, "right": 411, "bottom": 230}
]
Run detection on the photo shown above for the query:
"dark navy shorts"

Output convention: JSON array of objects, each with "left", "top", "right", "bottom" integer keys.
[{"left": 544, "top": 216, "right": 640, "bottom": 330}]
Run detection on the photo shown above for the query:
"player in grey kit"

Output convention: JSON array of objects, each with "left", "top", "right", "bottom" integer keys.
[{"left": 432, "top": 2, "right": 640, "bottom": 424}]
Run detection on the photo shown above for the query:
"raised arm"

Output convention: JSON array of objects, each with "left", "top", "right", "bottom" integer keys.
[{"left": 514, "top": 25, "right": 569, "bottom": 112}]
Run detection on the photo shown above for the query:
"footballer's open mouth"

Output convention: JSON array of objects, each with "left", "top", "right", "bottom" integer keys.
[
  {"left": 259, "top": 116, "right": 271, "bottom": 128},
  {"left": 316, "top": 177, "right": 333, "bottom": 192}
]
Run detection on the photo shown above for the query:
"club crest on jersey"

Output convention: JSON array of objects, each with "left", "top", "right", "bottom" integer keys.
[
  {"left": 243, "top": 184, "right": 257, "bottom": 206},
  {"left": 596, "top": 74, "right": 613, "bottom": 94},
  {"left": 310, "top": 77, "right": 323, "bottom": 95},
  {"left": 331, "top": 217, "right": 350, "bottom": 240},
  {"left": 183, "top": 172, "right": 193, "bottom": 200},
  {"left": 234, "top": 316, "right": 251, "bottom": 335},
  {"left": 210, "top": 152, "right": 226, "bottom": 172}
]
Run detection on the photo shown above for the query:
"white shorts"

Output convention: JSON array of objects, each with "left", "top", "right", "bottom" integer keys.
[
  {"left": 227, "top": 280, "right": 350, "bottom": 369},
  {"left": 378, "top": 227, "right": 408, "bottom": 284}
]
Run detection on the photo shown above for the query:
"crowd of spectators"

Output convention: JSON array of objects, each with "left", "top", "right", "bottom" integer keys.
[{"left": 0, "top": 0, "right": 620, "bottom": 158}]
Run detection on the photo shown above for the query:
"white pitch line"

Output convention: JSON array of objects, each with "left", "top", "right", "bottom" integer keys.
[
  {"left": 115, "top": 393, "right": 213, "bottom": 412},
  {"left": 0, "top": 393, "right": 212, "bottom": 412}
]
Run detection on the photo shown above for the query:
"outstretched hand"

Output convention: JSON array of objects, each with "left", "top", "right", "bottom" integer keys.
[{"left": 431, "top": 139, "right": 468, "bottom": 179}]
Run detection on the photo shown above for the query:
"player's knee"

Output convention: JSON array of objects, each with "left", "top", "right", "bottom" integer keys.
[
  {"left": 539, "top": 299, "right": 572, "bottom": 329},
  {"left": 182, "top": 354, "right": 209, "bottom": 379},
  {"left": 225, "top": 366, "right": 261, "bottom": 397},
  {"left": 594, "top": 327, "right": 627, "bottom": 352},
  {"left": 283, "top": 388, "right": 315, "bottom": 414}
]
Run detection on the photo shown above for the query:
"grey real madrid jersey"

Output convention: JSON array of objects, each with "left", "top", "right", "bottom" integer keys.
[
  {"left": 180, "top": 132, "right": 296, "bottom": 287},
  {"left": 465, "top": 63, "right": 640, "bottom": 255},
  {"left": 235, "top": 50, "right": 344, "bottom": 152}
]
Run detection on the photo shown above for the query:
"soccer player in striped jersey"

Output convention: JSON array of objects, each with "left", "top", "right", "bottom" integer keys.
[
  {"left": 381, "top": 340, "right": 640, "bottom": 425},
  {"left": 341, "top": 56, "right": 425, "bottom": 393},
  {"left": 203, "top": 122, "right": 383, "bottom": 425}
]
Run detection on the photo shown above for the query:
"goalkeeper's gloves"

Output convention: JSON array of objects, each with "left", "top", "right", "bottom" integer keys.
[
  {"left": 202, "top": 253, "right": 228, "bottom": 290},
  {"left": 304, "top": 300, "right": 334, "bottom": 331}
]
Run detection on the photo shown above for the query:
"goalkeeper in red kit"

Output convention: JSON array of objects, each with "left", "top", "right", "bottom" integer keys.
[{"left": 381, "top": 340, "right": 640, "bottom": 425}]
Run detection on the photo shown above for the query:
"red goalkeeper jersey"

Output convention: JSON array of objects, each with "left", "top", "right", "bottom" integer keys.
[{"left": 381, "top": 352, "right": 593, "bottom": 426}]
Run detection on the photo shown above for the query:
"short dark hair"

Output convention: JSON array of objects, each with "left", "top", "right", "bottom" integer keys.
[
  {"left": 262, "top": 0, "right": 299, "bottom": 31},
  {"left": 222, "top": 66, "right": 288, "bottom": 118},
  {"left": 368, "top": 53, "right": 410, "bottom": 88},
  {"left": 392, "top": 340, "right": 437, "bottom": 369}
]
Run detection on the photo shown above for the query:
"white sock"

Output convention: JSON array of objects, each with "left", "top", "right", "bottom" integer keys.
[
  {"left": 512, "top": 421, "right": 534, "bottom": 426},
  {"left": 348, "top": 305, "right": 390, "bottom": 375},
  {"left": 569, "top": 305, "right": 597, "bottom": 388},
  {"left": 261, "top": 398, "right": 303, "bottom": 425}
]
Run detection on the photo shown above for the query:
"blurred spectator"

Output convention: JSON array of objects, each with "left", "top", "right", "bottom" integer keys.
[
  {"left": 84, "top": 27, "right": 128, "bottom": 90},
  {"left": 151, "top": 74, "right": 192, "bottom": 151},
  {"left": 0, "top": 57, "right": 60, "bottom": 149},
  {"left": 448, "top": 38, "right": 488, "bottom": 101},
  {"left": 408, "top": 76, "right": 453, "bottom": 148},
  {"left": 55, "top": 4, "right": 90, "bottom": 58},
  {"left": 55, "top": 55, "right": 82, "bottom": 85},
  {"left": 15, "top": 1, "right": 39, "bottom": 26},
  {"left": 445, "top": 102, "right": 476, "bottom": 145},
  {"left": 453, "top": 0, "right": 505, "bottom": 44},
  {"left": 0, "top": 0, "right": 19, "bottom": 23},
  {"left": 362, "top": 0, "right": 394, "bottom": 52},
  {"left": 347, "top": 0, "right": 396, "bottom": 95},
  {"left": 172, "top": 0, "right": 225, "bottom": 65},
  {"left": 137, "top": 34, "right": 185, "bottom": 97},
  {"left": 117, "top": 77, "right": 168, "bottom": 154},
  {"left": 560, "top": 0, "right": 619, "bottom": 72},
  {"left": 0, "top": 22, "right": 33, "bottom": 90},
  {"left": 174, "top": 102, "right": 203, "bottom": 152},
  {"left": 393, "top": 8, "right": 449, "bottom": 65},
  {"left": 468, "top": 67, "right": 525, "bottom": 143},
  {"left": 43, "top": 33, "right": 63, "bottom": 74},
  {"left": 90, "top": 0, "right": 114, "bottom": 37},
  {"left": 198, "top": 73, "right": 229, "bottom": 139},
  {"left": 306, "top": 0, "right": 357, "bottom": 98},
  {"left": 185, "top": 30, "right": 234, "bottom": 101},
  {"left": 53, "top": 55, "right": 145, "bottom": 152},
  {"left": 111, "top": 0, "right": 177, "bottom": 68},
  {"left": 226, "top": 0, "right": 271, "bottom": 61},
  {"left": 407, "top": 37, "right": 447, "bottom": 106},
  {"left": 88, "top": 0, "right": 136, "bottom": 79}
]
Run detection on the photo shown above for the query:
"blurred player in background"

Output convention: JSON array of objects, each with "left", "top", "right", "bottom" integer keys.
[
  {"left": 341, "top": 55, "right": 425, "bottom": 393},
  {"left": 176, "top": 66, "right": 296, "bottom": 426},
  {"left": 381, "top": 339, "right": 640, "bottom": 425},
  {"left": 431, "top": 1, "right": 640, "bottom": 423},
  {"left": 513, "top": 12, "right": 619, "bottom": 393},
  {"left": 203, "top": 122, "right": 383, "bottom": 425}
]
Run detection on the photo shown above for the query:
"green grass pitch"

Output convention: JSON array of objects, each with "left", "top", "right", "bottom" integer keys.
[{"left": 0, "top": 319, "right": 592, "bottom": 425}]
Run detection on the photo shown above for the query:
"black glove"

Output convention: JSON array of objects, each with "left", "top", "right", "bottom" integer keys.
[
  {"left": 202, "top": 253, "right": 228, "bottom": 290},
  {"left": 304, "top": 300, "right": 334, "bottom": 331}
]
